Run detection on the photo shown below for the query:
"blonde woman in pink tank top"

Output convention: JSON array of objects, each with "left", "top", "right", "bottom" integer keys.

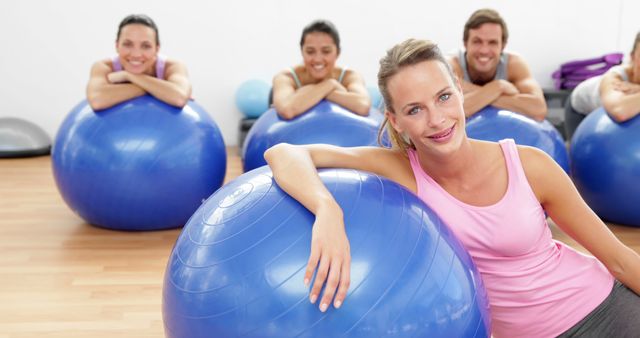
[
  {"left": 86, "top": 14, "right": 191, "bottom": 110},
  {"left": 265, "top": 39, "right": 640, "bottom": 337}
]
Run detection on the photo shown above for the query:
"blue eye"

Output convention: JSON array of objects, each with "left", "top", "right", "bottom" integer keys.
[
  {"left": 408, "top": 106, "right": 421, "bottom": 115},
  {"left": 439, "top": 93, "right": 451, "bottom": 102}
]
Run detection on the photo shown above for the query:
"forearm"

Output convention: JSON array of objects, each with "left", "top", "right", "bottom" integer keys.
[
  {"left": 87, "top": 84, "right": 146, "bottom": 111},
  {"left": 607, "top": 247, "right": 640, "bottom": 295},
  {"left": 264, "top": 144, "right": 338, "bottom": 214},
  {"left": 463, "top": 83, "right": 503, "bottom": 117},
  {"left": 275, "top": 82, "right": 336, "bottom": 119},
  {"left": 325, "top": 90, "right": 371, "bottom": 116},
  {"left": 493, "top": 94, "right": 548, "bottom": 121},
  {"left": 127, "top": 74, "right": 191, "bottom": 108},
  {"left": 603, "top": 92, "right": 640, "bottom": 122}
]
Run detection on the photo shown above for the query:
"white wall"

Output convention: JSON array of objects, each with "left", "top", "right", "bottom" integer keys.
[{"left": 1, "top": 0, "right": 637, "bottom": 146}]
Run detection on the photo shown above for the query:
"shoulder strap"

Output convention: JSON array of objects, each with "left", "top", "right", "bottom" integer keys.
[{"left": 289, "top": 68, "right": 302, "bottom": 88}]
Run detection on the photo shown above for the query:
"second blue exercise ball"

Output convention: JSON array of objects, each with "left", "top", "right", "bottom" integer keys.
[
  {"left": 163, "top": 166, "right": 491, "bottom": 337},
  {"left": 52, "top": 95, "right": 227, "bottom": 231},
  {"left": 235, "top": 79, "right": 271, "bottom": 118},
  {"left": 466, "top": 106, "right": 570, "bottom": 172},
  {"left": 570, "top": 107, "right": 640, "bottom": 226},
  {"left": 367, "top": 85, "right": 384, "bottom": 110},
  {"left": 242, "top": 100, "right": 383, "bottom": 172}
]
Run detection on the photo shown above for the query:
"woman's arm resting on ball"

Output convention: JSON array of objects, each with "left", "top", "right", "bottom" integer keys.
[
  {"left": 86, "top": 60, "right": 146, "bottom": 110},
  {"left": 121, "top": 60, "right": 192, "bottom": 108},
  {"left": 325, "top": 70, "right": 371, "bottom": 116},
  {"left": 264, "top": 143, "right": 414, "bottom": 311},
  {"left": 272, "top": 72, "right": 338, "bottom": 119},
  {"left": 600, "top": 72, "right": 640, "bottom": 122},
  {"left": 522, "top": 146, "right": 640, "bottom": 295}
]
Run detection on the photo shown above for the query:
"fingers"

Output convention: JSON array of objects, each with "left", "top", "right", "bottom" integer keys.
[
  {"left": 334, "top": 257, "right": 351, "bottom": 309},
  {"left": 309, "top": 254, "right": 330, "bottom": 305},
  {"left": 304, "top": 244, "right": 321, "bottom": 288},
  {"left": 305, "top": 228, "right": 351, "bottom": 312},
  {"left": 318, "top": 259, "right": 342, "bottom": 312},
  {"left": 307, "top": 253, "right": 351, "bottom": 312}
]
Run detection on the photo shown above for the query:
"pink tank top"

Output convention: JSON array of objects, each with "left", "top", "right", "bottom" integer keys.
[
  {"left": 407, "top": 139, "right": 613, "bottom": 337},
  {"left": 111, "top": 54, "right": 167, "bottom": 79}
]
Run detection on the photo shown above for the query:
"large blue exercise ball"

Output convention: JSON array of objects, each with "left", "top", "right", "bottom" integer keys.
[
  {"left": 235, "top": 79, "right": 271, "bottom": 118},
  {"left": 52, "top": 95, "right": 227, "bottom": 231},
  {"left": 570, "top": 107, "right": 640, "bottom": 226},
  {"left": 242, "top": 100, "right": 383, "bottom": 172},
  {"left": 163, "top": 167, "right": 491, "bottom": 337},
  {"left": 466, "top": 106, "right": 570, "bottom": 172}
]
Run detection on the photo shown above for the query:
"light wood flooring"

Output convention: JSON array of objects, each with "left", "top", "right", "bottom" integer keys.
[{"left": 0, "top": 148, "right": 638, "bottom": 338}]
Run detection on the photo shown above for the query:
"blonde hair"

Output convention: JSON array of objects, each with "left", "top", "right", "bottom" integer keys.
[{"left": 376, "top": 39, "right": 455, "bottom": 152}]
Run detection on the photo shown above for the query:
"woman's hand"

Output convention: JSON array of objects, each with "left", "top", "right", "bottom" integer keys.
[
  {"left": 305, "top": 202, "right": 351, "bottom": 312},
  {"left": 107, "top": 71, "right": 130, "bottom": 84}
]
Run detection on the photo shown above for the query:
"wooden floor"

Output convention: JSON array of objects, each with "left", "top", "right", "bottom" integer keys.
[{"left": 0, "top": 148, "right": 638, "bottom": 338}]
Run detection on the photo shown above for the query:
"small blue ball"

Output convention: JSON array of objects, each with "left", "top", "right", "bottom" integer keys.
[{"left": 235, "top": 79, "right": 271, "bottom": 118}]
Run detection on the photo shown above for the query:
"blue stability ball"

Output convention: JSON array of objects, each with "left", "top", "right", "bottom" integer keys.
[
  {"left": 52, "top": 95, "right": 227, "bottom": 231},
  {"left": 163, "top": 167, "right": 491, "bottom": 337},
  {"left": 235, "top": 79, "right": 271, "bottom": 118},
  {"left": 570, "top": 108, "right": 640, "bottom": 226},
  {"left": 367, "top": 85, "right": 384, "bottom": 110},
  {"left": 242, "top": 100, "right": 383, "bottom": 172},
  {"left": 466, "top": 106, "right": 570, "bottom": 172}
]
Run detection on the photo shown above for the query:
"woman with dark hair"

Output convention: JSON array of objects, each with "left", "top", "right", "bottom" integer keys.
[
  {"left": 265, "top": 38, "right": 640, "bottom": 337},
  {"left": 86, "top": 14, "right": 191, "bottom": 110},
  {"left": 272, "top": 19, "right": 370, "bottom": 119}
]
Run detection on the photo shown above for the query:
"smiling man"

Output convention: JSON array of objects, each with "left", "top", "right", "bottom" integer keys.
[{"left": 448, "top": 9, "right": 547, "bottom": 121}]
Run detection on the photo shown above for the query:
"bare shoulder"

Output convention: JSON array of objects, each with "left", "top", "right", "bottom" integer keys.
[
  {"left": 517, "top": 144, "right": 559, "bottom": 191},
  {"left": 506, "top": 52, "right": 533, "bottom": 78},
  {"left": 165, "top": 58, "right": 188, "bottom": 76},
  {"left": 165, "top": 58, "right": 186, "bottom": 68},
  {"left": 90, "top": 59, "right": 112, "bottom": 73},
  {"left": 273, "top": 68, "right": 296, "bottom": 84},
  {"left": 602, "top": 65, "right": 629, "bottom": 83},
  {"left": 341, "top": 68, "right": 366, "bottom": 89},
  {"left": 505, "top": 51, "right": 524, "bottom": 63},
  {"left": 447, "top": 54, "right": 464, "bottom": 77},
  {"left": 517, "top": 144, "right": 553, "bottom": 171},
  {"left": 342, "top": 68, "right": 363, "bottom": 81},
  {"left": 366, "top": 147, "right": 415, "bottom": 192}
]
